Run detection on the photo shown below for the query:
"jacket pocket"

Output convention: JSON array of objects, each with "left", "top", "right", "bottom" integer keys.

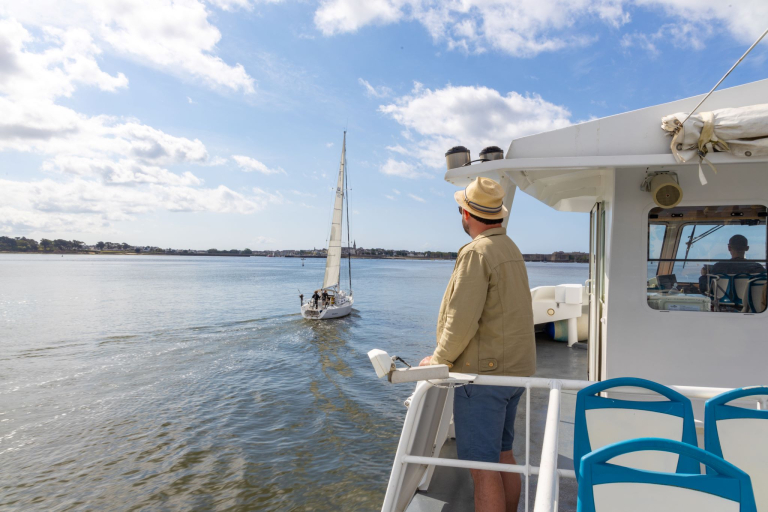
[{"left": 479, "top": 358, "right": 498, "bottom": 372}]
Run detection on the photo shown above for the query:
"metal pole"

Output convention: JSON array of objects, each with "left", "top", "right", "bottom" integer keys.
[
  {"left": 534, "top": 382, "right": 562, "bottom": 512},
  {"left": 400, "top": 455, "right": 575, "bottom": 478},
  {"left": 525, "top": 382, "right": 531, "bottom": 512},
  {"left": 680, "top": 26, "right": 768, "bottom": 126},
  {"left": 343, "top": 131, "right": 352, "bottom": 293}
]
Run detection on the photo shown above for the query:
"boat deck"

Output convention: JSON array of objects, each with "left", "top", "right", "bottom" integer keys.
[{"left": 406, "top": 336, "right": 588, "bottom": 512}]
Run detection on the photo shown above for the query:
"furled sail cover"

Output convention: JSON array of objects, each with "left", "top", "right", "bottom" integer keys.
[
  {"left": 661, "top": 103, "right": 768, "bottom": 164},
  {"left": 323, "top": 135, "right": 345, "bottom": 289}
]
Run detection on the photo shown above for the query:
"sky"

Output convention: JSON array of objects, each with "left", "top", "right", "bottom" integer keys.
[{"left": 1, "top": 1, "right": 767, "bottom": 253}]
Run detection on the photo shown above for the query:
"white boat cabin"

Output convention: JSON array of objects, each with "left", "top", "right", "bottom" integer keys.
[
  {"left": 445, "top": 78, "right": 768, "bottom": 389},
  {"left": 372, "top": 79, "right": 768, "bottom": 512}
]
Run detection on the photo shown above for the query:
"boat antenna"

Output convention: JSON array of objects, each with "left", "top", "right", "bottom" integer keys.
[
  {"left": 680, "top": 26, "right": 768, "bottom": 127},
  {"left": 344, "top": 130, "right": 352, "bottom": 293}
]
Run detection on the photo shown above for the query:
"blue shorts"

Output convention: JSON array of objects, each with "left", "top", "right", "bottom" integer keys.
[{"left": 453, "top": 384, "right": 525, "bottom": 463}]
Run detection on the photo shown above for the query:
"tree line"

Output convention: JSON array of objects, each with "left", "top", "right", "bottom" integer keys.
[
  {"left": 0, "top": 237, "right": 136, "bottom": 253},
  {"left": 0, "top": 236, "right": 87, "bottom": 252}
]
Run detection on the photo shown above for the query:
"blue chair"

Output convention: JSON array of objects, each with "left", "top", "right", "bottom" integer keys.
[
  {"left": 706, "top": 387, "right": 768, "bottom": 510},
  {"left": 574, "top": 377, "right": 699, "bottom": 479},
  {"left": 577, "top": 438, "right": 757, "bottom": 512},
  {"left": 708, "top": 274, "right": 737, "bottom": 307},
  {"left": 746, "top": 276, "right": 766, "bottom": 313}
]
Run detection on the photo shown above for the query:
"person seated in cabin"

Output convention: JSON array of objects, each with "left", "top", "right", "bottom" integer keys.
[
  {"left": 699, "top": 234, "right": 766, "bottom": 294},
  {"left": 312, "top": 290, "right": 320, "bottom": 308}
]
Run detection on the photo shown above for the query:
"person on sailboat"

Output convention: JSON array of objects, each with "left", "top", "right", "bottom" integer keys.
[
  {"left": 312, "top": 290, "right": 320, "bottom": 309},
  {"left": 419, "top": 177, "right": 536, "bottom": 512},
  {"left": 321, "top": 290, "right": 329, "bottom": 308}
]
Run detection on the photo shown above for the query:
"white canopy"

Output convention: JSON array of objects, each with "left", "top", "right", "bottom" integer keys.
[
  {"left": 661, "top": 103, "right": 768, "bottom": 180},
  {"left": 444, "top": 78, "right": 768, "bottom": 211}
]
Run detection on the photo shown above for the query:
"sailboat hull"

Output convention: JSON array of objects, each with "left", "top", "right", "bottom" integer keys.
[{"left": 301, "top": 298, "right": 353, "bottom": 320}]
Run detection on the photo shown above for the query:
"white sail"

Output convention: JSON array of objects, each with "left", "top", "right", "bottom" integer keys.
[{"left": 322, "top": 132, "right": 345, "bottom": 289}]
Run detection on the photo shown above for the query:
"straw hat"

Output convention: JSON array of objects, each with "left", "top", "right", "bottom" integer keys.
[{"left": 454, "top": 177, "right": 508, "bottom": 220}]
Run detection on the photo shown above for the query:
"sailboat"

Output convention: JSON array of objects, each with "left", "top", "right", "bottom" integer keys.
[{"left": 300, "top": 132, "right": 354, "bottom": 320}]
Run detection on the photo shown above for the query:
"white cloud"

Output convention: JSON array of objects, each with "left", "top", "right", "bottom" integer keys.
[
  {"left": 291, "top": 190, "right": 316, "bottom": 197},
  {"left": 253, "top": 187, "right": 287, "bottom": 205},
  {"left": 385, "top": 194, "right": 396, "bottom": 201},
  {"left": 313, "top": 0, "right": 768, "bottom": 57},
  {"left": 207, "top": 0, "right": 253, "bottom": 11},
  {"left": 429, "top": 187, "right": 445, "bottom": 197},
  {"left": 0, "top": 19, "right": 128, "bottom": 102},
  {"left": 392, "top": 188, "right": 401, "bottom": 195},
  {"left": 379, "top": 83, "right": 571, "bottom": 168},
  {"left": 207, "top": 156, "right": 228, "bottom": 166},
  {"left": 233, "top": 155, "right": 286, "bottom": 175},
  {"left": 0, "top": 98, "right": 210, "bottom": 169},
  {"left": 315, "top": 0, "right": 406, "bottom": 36},
  {"left": 358, "top": 77, "right": 393, "bottom": 98},
  {"left": 0, "top": 1, "right": 255, "bottom": 93},
  {"left": 315, "top": 0, "right": 624, "bottom": 56},
  {"left": 621, "top": 22, "right": 709, "bottom": 55},
  {"left": 0, "top": 178, "right": 264, "bottom": 235},
  {"left": 0, "top": 16, "right": 267, "bottom": 237},
  {"left": 252, "top": 235, "right": 275, "bottom": 245},
  {"left": 326, "top": 142, "right": 334, "bottom": 148},
  {"left": 408, "top": 193, "right": 426, "bottom": 203},
  {"left": 380, "top": 158, "right": 431, "bottom": 179},
  {"left": 207, "top": 0, "right": 284, "bottom": 11},
  {"left": 187, "top": 96, "right": 196, "bottom": 104}
]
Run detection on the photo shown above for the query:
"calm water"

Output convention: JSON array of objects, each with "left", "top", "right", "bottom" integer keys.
[{"left": 0, "top": 254, "right": 587, "bottom": 511}]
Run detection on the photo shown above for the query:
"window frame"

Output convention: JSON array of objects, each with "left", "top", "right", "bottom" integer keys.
[{"left": 646, "top": 204, "right": 768, "bottom": 314}]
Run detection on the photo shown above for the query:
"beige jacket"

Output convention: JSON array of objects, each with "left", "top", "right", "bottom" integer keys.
[{"left": 432, "top": 227, "right": 536, "bottom": 376}]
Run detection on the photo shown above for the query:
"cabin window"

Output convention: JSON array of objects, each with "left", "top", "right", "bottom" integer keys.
[{"left": 647, "top": 205, "right": 767, "bottom": 313}]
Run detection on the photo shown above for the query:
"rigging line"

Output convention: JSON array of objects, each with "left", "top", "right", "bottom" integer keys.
[
  {"left": 688, "top": 225, "right": 724, "bottom": 245},
  {"left": 682, "top": 224, "right": 696, "bottom": 269},
  {"left": 344, "top": 132, "right": 352, "bottom": 293},
  {"left": 682, "top": 225, "right": 725, "bottom": 269},
  {"left": 680, "top": 26, "right": 768, "bottom": 126}
]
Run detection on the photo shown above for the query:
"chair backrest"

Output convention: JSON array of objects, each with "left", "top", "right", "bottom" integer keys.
[
  {"left": 747, "top": 277, "right": 766, "bottom": 313},
  {"left": 732, "top": 274, "right": 753, "bottom": 306},
  {"left": 577, "top": 438, "right": 757, "bottom": 512},
  {"left": 709, "top": 274, "right": 732, "bottom": 303},
  {"left": 574, "top": 377, "right": 699, "bottom": 479},
  {"left": 706, "top": 387, "right": 768, "bottom": 511}
]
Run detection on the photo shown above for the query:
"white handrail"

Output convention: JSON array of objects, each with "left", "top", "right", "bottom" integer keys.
[
  {"left": 380, "top": 374, "right": 739, "bottom": 512},
  {"left": 534, "top": 382, "right": 562, "bottom": 512}
]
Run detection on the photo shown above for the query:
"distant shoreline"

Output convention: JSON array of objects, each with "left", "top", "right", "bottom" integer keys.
[
  {"left": 0, "top": 251, "right": 250, "bottom": 257},
  {"left": 0, "top": 251, "right": 588, "bottom": 263}
]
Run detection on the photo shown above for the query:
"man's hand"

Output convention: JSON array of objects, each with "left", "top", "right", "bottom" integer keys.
[{"left": 418, "top": 355, "right": 432, "bottom": 367}]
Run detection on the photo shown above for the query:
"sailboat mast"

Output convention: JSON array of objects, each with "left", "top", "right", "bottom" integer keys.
[
  {"left": 344, "top": 133, "right": 352, "bottom": 293},
  {"left": 321, "top": 132, "right": 346, "bottom": 290}
]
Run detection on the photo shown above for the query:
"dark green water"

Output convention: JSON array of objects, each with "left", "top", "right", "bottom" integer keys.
[{"left": 0, "top": 254, "right": 587, "bottom": 511}]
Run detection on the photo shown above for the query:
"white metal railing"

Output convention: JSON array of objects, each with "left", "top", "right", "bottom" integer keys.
[{"left": 381, "top": 374, "right": 743, "bottom": 512}]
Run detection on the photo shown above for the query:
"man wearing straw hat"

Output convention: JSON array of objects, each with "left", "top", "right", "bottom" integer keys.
[{"left": 420, "top": 176, "right": 536, "bottom": 512}]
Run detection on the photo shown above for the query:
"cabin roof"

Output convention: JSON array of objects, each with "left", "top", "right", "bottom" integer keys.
[{"left": 444, "top": 79, "right": 768, "bottom": 212}]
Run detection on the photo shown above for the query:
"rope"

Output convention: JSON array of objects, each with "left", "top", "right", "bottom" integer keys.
[{"left": 680, "top": 26, "right": 768, "bottom": 127}]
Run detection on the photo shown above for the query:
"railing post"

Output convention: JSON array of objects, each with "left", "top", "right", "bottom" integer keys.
[
  {"left": 525, "top": 381, "right": 531, "bottom": 512},
  {"left": 381, "top": 382, "right": 432, "bottom": 512},
  {"left": 534, "top": 380, "right": 562, "bottom": 512}
]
